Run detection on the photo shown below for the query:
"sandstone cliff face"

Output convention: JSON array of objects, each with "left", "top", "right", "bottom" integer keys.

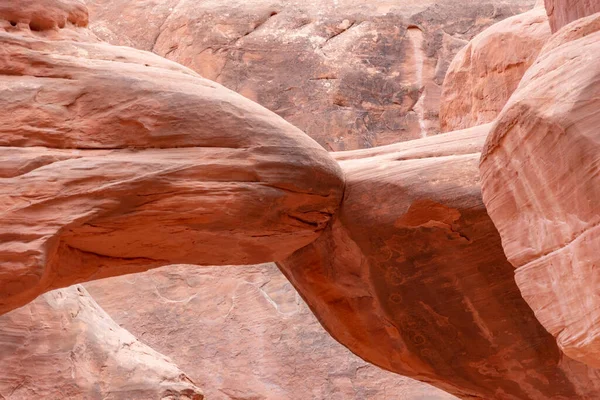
[
  {"left": 480, "top": 12, "right": 600, "bottom": 371},
  {"left": 0, "top": 285, "right": 203, "bottom": 400},
  {"left": 85, "top": 264, "right": 456, "bottom": 400},
  {"left": 544, "top": 0, "right": 600, "bottom": 31},
  {"left": 0, "top": 1, "right": 343, "bottom": 315},
  {"left": 440, "top": 6, "right": 551, "bottom": 132},
  {"left": 280, "top": 125, "right": 600, "bottom": 399},
  {"left": 88, "top": 0, "right": 535, "bottom": 150}
]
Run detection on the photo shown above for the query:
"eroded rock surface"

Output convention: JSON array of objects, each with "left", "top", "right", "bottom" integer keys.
[
  {"left": 280, "top": 125, "right": 600, "bottom": 399},
  {"left": 544, "top": 0, "right": 600, "bottom": 31},
  {"left": 88, "top": 0, "right": 535, "bottom": 149},
  {"left": 480, "top": 12, "right": 600, "bottom": 370},
  {"left": 0, "top": 285, "right": 203, "bottom": 400},
  {"left": 85, "top": 264, "right": 456, "bottom": 400},
  {"left": 440, "top": 6, "right": 551, "bottom": 132},
  {"left": 0, "top": 1, "right": 343, "bottom": 315}
]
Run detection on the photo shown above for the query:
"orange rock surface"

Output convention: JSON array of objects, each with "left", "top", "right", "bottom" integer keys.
[
  {"left": 544, "top": 0, "right": 600, "bottom": 31},
  {"left": 0, "top": 1, "right": 343, "bottom": 315},
  {"left": 480, "top": 12, "right": 600, "bottom": 370},
  {"left": 85, "top": 264, "right": 457, "bottom": 400},
  {"left": 87, "top": 0, "right": 536, "bottom": 149},
  {"left": 440, "top": 5, "right": 551, "bottom": 132},
  {"left": 280, "top": 125, "right": 600, "bottom": 399},
  {"left": 0, "top": 285, "right": 203, "bottom": 399}
]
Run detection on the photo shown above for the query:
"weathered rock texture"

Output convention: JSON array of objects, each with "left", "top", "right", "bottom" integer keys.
[
  {"left": 544, "top": 0, "right": 600, "bottom": 31},
  {"left": 88, "top": 0, "right": 536, "bottom": 150},
  {"left": 440, "top": 6, "right": 551, "bottom": 132},
  {"left": 0, "top": 2, "right": 343, "bottom": 315},
  {"left": 0, "top": 285, "right": 203, "bottom": 399},
  {"left": 480, "top": 12, "right": 600, "bottom": 370},
  {"left": 280, "top": 125, "right": 600, "bottom": 399},
  {"left": 85, "top": 264, "right": 456, "bottom": 400}
]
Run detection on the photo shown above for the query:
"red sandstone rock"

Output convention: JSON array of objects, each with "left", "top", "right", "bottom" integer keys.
[
  {"left": 85, "top": 264, "right": 456, "bottom": 400},
  {"left": 0, "top": 0, "right": 88, "bottom": 31},
  {"left": 0, "top": 285, "right": 203, "bottom": 399},
  {"left": 0, "top": 4, "right": 343, "bottom": 315},
  {"left": 440, "top": 6, "right": 551, "bottom": 132},
  {"left": 480, "top": 13, "right": 600, "bottom": 370},
  {"left": 88, "top": 0, "right": 536, "bottom": 149},
  {"left": 279, "top": 125, "right": 600, "bottom": 399},
  {"left": 544, "top": 0, "right": 600, "bottom": 31}
]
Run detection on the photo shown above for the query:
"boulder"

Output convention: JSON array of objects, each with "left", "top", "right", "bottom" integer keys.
[
  {"left": 480, "top": 12, "right": 600, "bottom": 370},
  {"left": 0, "top": 285, "right": 203, "bottom": 399},
  {"left": 440, "top": 6, "right": 551, "bottom": 132}
]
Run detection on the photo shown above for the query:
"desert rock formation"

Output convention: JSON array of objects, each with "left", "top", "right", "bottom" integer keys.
[
  {"left": 0, "top": 0, "right": 343, "bottom": 315},
  {"left": 0, "top": 285, "right": 203, "bottom": 399},
  {"left": 480, "top": 11, "right": 600, "bottom": 370},
  {"left": 440, "top": 6, "right": 551, "bottom": 132},
  {"left": 280, "top": 124, "right": 600, "bottom": 399},
  {"left": 544, "top": 0, "right": 600, "bottom": 31},
  {"left": 85, "top": 264, "right": 456, "bottom": 400},
  {"left": 88, "top": 0, "right": 536, "bottom": 150}
]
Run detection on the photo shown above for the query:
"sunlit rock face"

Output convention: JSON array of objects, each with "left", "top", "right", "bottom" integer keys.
[
  {"left": 440, "top": 5, "right": 551, "bottom": 132},
  {"left": 0, "top": 285, "right": 204, "bottom": 400},
  {"left": 0, "top": 0, "right": 343, "bottom": 315},
  {"left": 88, "top": 0, "right": 536, "bottom": 150},
  {"left": 480, "top": 11, "right": 600, "bottom": 371}
]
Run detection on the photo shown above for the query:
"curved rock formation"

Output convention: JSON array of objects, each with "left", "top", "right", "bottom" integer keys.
[
  {"left": 544, "top": 0, "right": 600, "bottom": 31},
  {"left": 85, "top": 264, "right": 457, "bottom": 400},
  {"left": 0, "top": 1, "right": 343, "bottom": 315},
  {"left": 440, "top": 5, "right": 551, "bottom": 132},
  {"left": 279, "top": 124, "right": 600, "bottom": 399},
  {"left": 480, "top": 12, "right": 600, "bottom": 370},
  {"left": 88, "top": 0, "right": 536, "bottom": 149},
  {"left": 0, "top": 285, "right": 203, "bottom": 400}
]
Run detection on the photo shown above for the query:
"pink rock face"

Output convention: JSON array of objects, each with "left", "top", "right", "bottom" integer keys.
[
  {"left": 480, "top": 13, "right": 600, "bottom": 370},
  {"left": 88, "top": 0, "right": 536, "bottom": 150},
  {"left": 544, "top": 0, "right": 600, "bottom": 31},
  {"left": 0, "top": 285, "right": 203, "bottom": 399},
  {"left": 0, "top": 0, "right": 88, "bottom": 31},
  {"left": 0, "top": 5, "right": 343, "bottom": 315},
  {"left": 85, "top": 264, "right": 457, "bottom": 400},
  {"left": 280, "top": 125, "right": 600, "bottom": 399},
  {"left": 440, "top": 6, "right": 551, "bottom": 132}
]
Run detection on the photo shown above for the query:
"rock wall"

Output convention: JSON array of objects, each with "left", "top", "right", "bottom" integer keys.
[
  {"left": 85, "top": 265, "right": 456, "bottom": 400},
  {"left": 440, "top": 6, "right": 551, "bottom": 132},
  {"left": 480, "top": 12, "right": 600, "bottom": 371},
  {"left": 0, "top": 285, "right": 203, "bottom": 400},
  {"left": 88, "top": 0, "right": 536, "bottom": 150},
  {"left": 544, "top": 0, "right": 600, "bottom": 31}
]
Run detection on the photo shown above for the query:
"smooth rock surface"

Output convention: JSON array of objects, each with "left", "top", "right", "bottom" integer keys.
[
  {"left": 88, "top": 0, "right": 536, "bottom": 149},
  {"left": 544, "top": 0, "right": 600, "bottom": 31},
  {"left": 440, "top": 6, "right": 551, "bottom": 132},
  {"left": 0, "top": 7, "right": 344, "bottom": 315},
  {"left": 480, "top": 14, "right": 600, "bottom": 370},
  {"left": 280, "top": 125, "right": 600, "bottom": 399},
  {"left": 0, "top": 285, "right": 203, "bottom": 400},
  {"left": 85, "top": 264, "right": 457, "bottom": 400}
]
